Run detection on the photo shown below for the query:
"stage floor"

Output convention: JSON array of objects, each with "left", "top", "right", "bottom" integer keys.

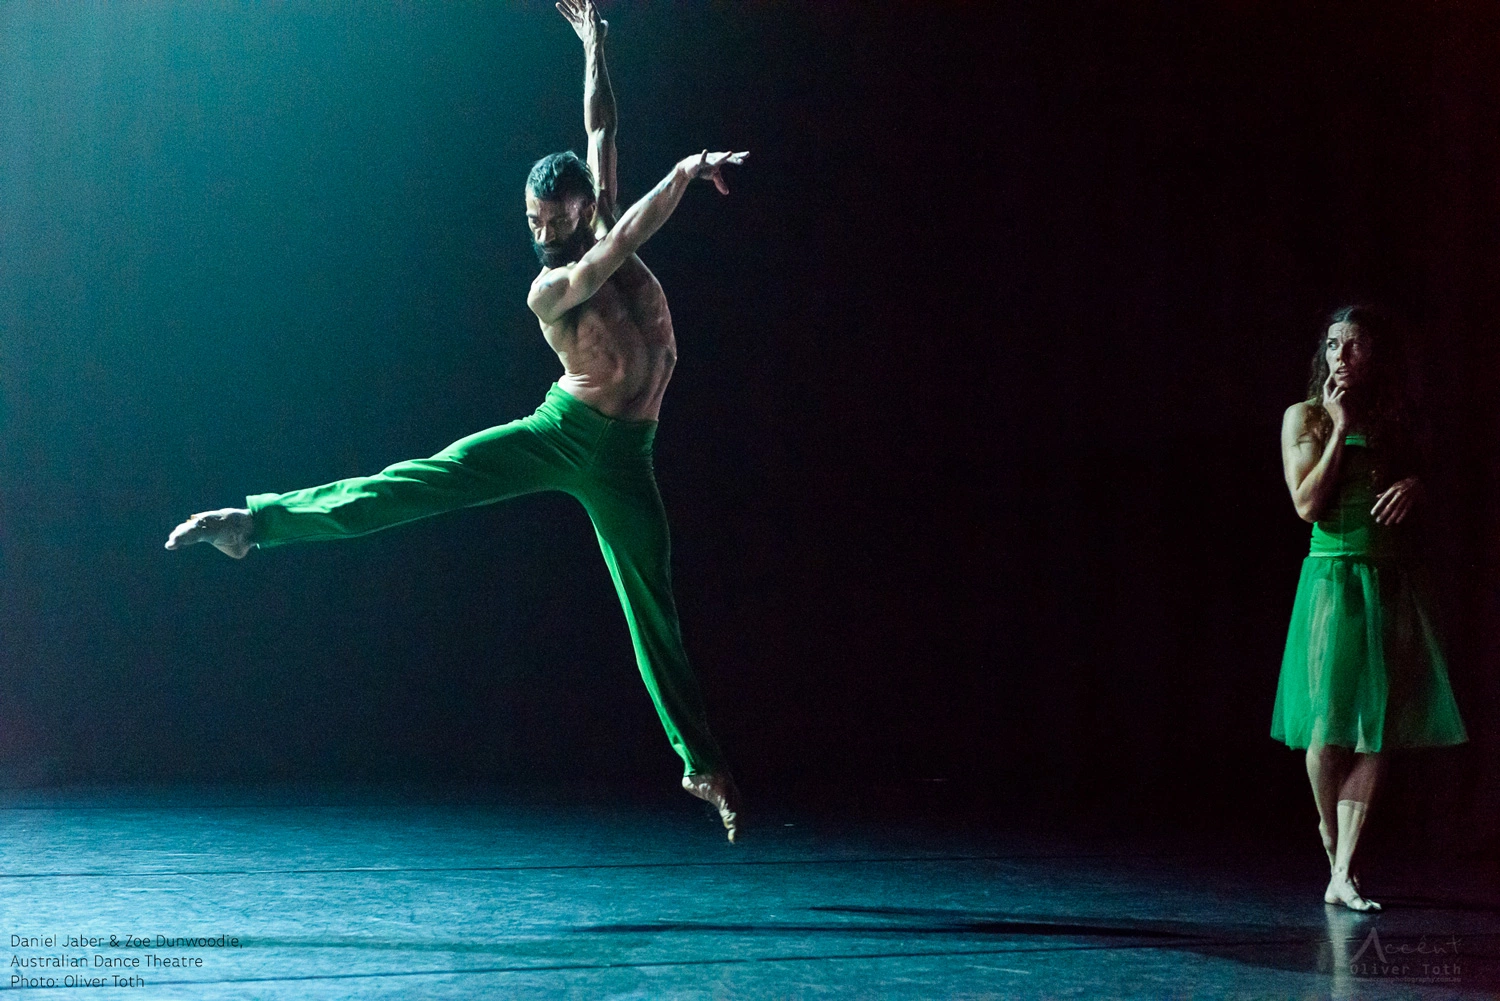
[{"left": 0, "top": 787, "right": 1494, "bottom": 999}]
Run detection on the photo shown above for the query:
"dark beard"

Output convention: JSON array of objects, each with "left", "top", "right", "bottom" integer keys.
[{"left": 532, "top": 226, "right": 592, "bottom": 268}]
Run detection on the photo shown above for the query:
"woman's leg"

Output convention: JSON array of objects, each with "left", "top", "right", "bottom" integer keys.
[
  {"left": 1338, "top": 756, "right": 1380, "bottom": 870},
  {"left": 1326, "top": 752, "right": 1385, "bottom": 910},
  {"left": 1306, "top": 741, "right": 1350, "bottom": 868}
]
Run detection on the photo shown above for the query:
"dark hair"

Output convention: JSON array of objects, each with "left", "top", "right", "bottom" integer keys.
[
  {"left": 1302, "top": 304, "right": 1414, "bottom": 459},
  {"left": 526, "top": 151, "right": 595, "bottom": 204}
]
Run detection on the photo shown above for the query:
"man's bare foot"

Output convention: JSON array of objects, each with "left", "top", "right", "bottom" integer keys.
[
  {"left": 682, "top": 772, "right": 741, "bottom": 843},
  {"left": 164, "top": 508, "right": 255, "bottom": 559},
  {"left": 1325, "top": 868, "right": 1381, "bottom": 912}
]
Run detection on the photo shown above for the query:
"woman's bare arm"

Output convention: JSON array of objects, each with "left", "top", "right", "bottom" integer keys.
[{"left": 1282, "top": 400, "right": 1345, "bottom": 523}]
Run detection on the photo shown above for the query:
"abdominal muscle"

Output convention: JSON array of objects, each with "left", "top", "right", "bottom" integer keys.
[{"left": 543, "top": 257, "right": 677, "bottom": 422}]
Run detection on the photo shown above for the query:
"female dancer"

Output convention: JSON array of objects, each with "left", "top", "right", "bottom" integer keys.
[{"left": 1272, "top": 305, "right": 1467, "bottom": 911}]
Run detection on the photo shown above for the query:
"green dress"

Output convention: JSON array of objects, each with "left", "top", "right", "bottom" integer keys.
[{"left": 1270, "top": 433, "right": 1468, "bottom": 752}]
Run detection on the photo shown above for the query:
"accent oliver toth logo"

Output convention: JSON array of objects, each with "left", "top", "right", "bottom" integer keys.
[{"left": 1348, "top": 927, "right": 1462, "bottom": 983}]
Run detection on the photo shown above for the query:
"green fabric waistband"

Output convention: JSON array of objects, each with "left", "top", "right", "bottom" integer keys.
[
  {"left": 538, "top": 383, "right": 658, "bottom": 452},
  {"left": 1304, "top": 552, "right": 1399, "bottom": 561}
]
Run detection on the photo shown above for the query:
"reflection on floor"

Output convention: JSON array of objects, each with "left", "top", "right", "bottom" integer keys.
[{"left": 0, "top": 786, "right": 1494, "bottom": 999}]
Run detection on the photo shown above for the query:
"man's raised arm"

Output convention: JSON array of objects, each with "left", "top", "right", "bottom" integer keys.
[
  {"left": 557, "top": 0, "right": 617, "bottom": 228},
  {"left": 528, "top": 150, "right": 747, "bottom": 324}
]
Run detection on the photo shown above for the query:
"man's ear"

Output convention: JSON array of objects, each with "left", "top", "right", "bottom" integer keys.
[{"left": 566, "top": 194, "right": 592, "bottom": 228}]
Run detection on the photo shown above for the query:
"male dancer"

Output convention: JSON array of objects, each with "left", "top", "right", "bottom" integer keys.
[{"left": 166, "top": 0, "right": 745, "bottom": 840}]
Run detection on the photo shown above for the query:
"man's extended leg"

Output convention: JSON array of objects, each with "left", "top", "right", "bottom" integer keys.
[
  {"left": 577, "top": 458, "right": 740, "bottom": 839},
  {"left": 167, "top": 406, "right": 588, "bottom": 553}
]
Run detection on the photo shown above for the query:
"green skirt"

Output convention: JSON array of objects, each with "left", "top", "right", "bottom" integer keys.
[{"left": 1271, "top": 556, "right": 1468, "bottom": 752}]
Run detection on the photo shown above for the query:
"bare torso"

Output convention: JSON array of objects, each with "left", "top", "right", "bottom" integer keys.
[{"left": 534, "top": 254, "right": 675, "bottom": 421}]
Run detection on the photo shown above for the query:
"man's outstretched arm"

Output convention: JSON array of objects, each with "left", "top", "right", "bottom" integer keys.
[
  {"left": 528, "top": 150, "right": 747, "bottom": 324},
  {"left": 557, "top": 0, "right": 617, "bottom": 227}
]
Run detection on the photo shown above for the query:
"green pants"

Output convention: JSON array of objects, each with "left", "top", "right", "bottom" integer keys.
[{"left": 247, "top": 384, "right": 726, "bottom": 776}]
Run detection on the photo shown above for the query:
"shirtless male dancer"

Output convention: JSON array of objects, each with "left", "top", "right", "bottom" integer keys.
[{"left": 165, "top": 0, "right": 745, "bottom": 840}]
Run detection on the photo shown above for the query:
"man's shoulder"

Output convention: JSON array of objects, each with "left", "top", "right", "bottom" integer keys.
[{"left": 528, "top": 264, "right": 570, "bottom": 306}]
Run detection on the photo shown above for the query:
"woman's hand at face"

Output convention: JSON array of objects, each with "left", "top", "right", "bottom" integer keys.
[{"left": 1322, "top": 373, "right": 1349, "bottom": 435}]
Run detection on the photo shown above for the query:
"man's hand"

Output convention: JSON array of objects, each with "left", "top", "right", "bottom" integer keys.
[
  {"left": 164, "top": 507, "right": 255, "bottom": 559},
  {"left": 680, "top": 150, "right": 749, "bottom": 196},
  {"left": 556, "top": 0, "right": 606, "bottom": 45}
]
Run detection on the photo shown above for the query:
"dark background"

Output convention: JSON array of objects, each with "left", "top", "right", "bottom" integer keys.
[{"left": 2, "top": 2, "right": 1496, "bottom": 853}]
